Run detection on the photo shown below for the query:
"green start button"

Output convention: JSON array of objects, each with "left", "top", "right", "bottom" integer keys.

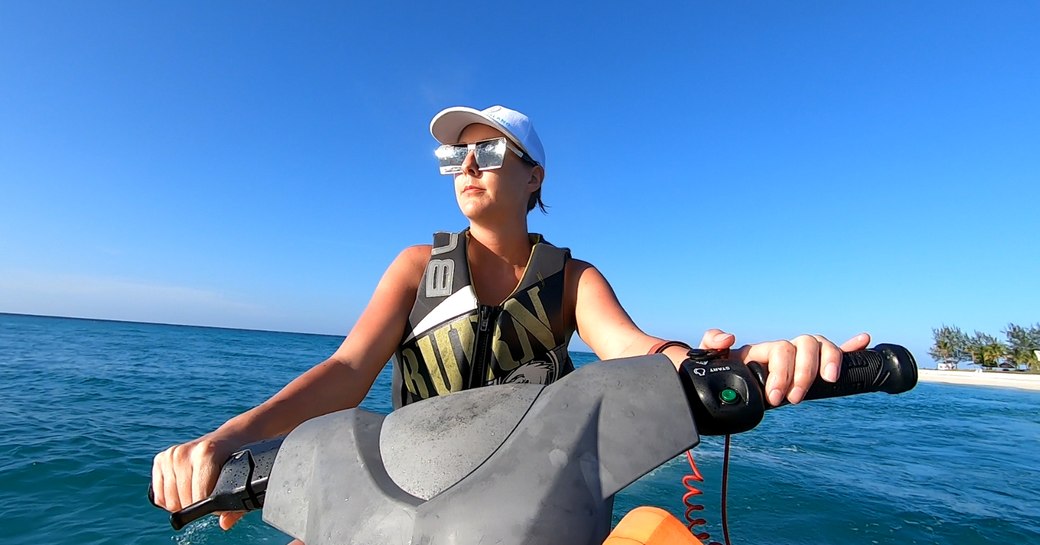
[{"left": 719, "top": 388, "right": 740, "bottom": 404}]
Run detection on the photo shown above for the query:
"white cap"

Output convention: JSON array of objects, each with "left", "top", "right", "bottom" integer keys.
[{"left": 430, "top": 105, "right": 546, "bottom": 168}]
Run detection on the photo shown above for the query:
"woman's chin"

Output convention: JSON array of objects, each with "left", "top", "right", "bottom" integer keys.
[
  {"left": 456, "top": 199, "right": 521, "bottom": 224},
  {"left": 456, "top": 199, "right": 489, "bottom": 219}
]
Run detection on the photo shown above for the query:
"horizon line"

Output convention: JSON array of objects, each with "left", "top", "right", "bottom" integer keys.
[{"left": 0, "top": 311, "right": 343, "bottom": 339}]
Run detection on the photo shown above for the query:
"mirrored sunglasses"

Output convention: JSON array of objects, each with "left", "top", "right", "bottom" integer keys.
[{"left": 435, "top": 137, "right": 536, "bottom": 175}]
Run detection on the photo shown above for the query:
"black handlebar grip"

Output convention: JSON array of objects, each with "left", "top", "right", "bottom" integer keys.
[
  {"left": 169, "top": 498, "right": 216, "bottom": 531},
  {"left": 146, "top": 483, "right": 214, "bottom": 530},
  {"left": 749, "top": 343, "right": 918, "bottom": 405}
]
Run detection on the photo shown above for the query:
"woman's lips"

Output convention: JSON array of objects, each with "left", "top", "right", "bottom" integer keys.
[{"left": 463, "top": 185, "right": 483, "bottom": 193}]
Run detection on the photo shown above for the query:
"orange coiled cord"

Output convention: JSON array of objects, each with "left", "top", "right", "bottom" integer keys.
[
  {"left": 681, "top": 435, "right": 732, "bottom": 545},
  {"left": 682, "top": 450, "right": 718, "bottom": 544}
]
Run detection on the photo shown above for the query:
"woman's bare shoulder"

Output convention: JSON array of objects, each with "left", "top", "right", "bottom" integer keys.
[
  {"left": 566, "top": 257, "right": 598, "bottom": 279},
  {"left": 399, "top": 244, "right": 433, "bottom": 262},
  {"left": 392, "top": 244, "right": 433, "bottom": 279}
]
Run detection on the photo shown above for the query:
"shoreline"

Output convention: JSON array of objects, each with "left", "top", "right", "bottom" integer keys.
[{"left": 917, "top": 369, "right": 1040, "bottom": 392}]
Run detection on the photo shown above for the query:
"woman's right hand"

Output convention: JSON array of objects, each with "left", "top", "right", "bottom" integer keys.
[{"left": 151, "top": 433, "right": 247, "bottom": 530}]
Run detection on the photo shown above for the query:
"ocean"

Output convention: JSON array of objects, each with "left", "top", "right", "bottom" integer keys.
[{"left": 0, "top": 313, "right": 1037, "bottom": 545}]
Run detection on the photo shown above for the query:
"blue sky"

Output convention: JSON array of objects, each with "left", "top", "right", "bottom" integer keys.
[{"left": 1, "top": 1, "right": 1037, "bottom": 363}]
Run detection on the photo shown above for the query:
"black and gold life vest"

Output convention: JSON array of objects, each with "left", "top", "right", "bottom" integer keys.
[{"left": 391, "top": 230, "right": 575, "bottom": 408}]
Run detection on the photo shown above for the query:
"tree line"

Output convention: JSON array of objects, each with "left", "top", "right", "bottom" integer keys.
[{"left": 929, "top": 323, "right": 1040, "bottom": 371}]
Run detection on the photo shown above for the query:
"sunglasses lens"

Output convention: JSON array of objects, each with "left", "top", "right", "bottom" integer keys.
[
  {"left": 474, "top": 138, "right": 506, "bottom": 170},
  {"left": 436, "top": 144, "right": 469, "bottom": 175}
]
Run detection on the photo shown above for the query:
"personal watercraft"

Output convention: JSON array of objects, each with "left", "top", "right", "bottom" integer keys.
[{"left": 150, "top": 344, "right": 918, "bottom": 545}]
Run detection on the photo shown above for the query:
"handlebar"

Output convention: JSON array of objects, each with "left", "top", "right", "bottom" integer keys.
[
  {"left": 147, "top": 436, "right": 282, "bottom": 530},
  {"left": 677, "top": 343, "right": 918, "bottom": 435}
]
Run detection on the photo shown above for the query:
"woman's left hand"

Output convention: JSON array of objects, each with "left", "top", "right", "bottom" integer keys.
[{"left": 698, "top": 329, "right": 871, "bottom": 406}]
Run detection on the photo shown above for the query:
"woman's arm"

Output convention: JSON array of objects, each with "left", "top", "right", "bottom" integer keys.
[
  {"left": 569, "top": 260, "right": 698, "bottom": 366},
  {"left": 568, "top": 259, "right": 869, "bottom": 406},
  {"left": 151, "top": 245, "right": 430, "bottom": 526},
  {"left": 221, "top": 245, "right": 429, "bottom": 439}
]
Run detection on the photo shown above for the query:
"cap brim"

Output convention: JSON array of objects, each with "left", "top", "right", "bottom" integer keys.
[{"left": 430, "top": 107, "right": 527, "bottom": 152}]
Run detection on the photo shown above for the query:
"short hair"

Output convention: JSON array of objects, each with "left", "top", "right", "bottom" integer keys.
[{"left": 527, "top": 188, "right": 548, "bottom": 214}]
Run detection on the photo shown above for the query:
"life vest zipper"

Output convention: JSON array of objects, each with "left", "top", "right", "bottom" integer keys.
[{"left": 469, "top": 304, "right": 500, "bottom": 389}]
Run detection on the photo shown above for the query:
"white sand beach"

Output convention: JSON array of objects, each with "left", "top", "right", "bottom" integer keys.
[{"left": 918, "top": 369, "right": 1040, "bottom": 391}]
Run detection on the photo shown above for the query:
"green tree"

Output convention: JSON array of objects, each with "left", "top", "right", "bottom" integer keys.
[
  {"left": 1003, "top": 322, "right": 1040, "bottom": 371},
  {"left": 966, "top": 331, "right": 1006, "bottom": 369},
  {"left": 929, "top": 325, "right": 969, "bottom": 368}
]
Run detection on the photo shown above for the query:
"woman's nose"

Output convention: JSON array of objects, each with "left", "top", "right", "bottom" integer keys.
[{"left": 461, "top": 149, "right": 480, "bottom": 176}]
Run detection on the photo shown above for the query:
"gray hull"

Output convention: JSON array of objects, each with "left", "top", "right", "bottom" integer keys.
[{"left": 262, "top": 355, "right": 699, "bottom": 545}]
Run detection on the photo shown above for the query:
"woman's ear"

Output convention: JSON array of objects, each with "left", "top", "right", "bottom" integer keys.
[{"left": 528, "top": 165, "right": 545, "bottom": 192}]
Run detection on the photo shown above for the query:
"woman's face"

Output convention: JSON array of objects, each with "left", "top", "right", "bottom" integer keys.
[{"left": 452, "top": 124, "right": 541, "bottom": 223}]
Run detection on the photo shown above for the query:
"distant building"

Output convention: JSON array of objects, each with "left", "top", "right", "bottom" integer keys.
[{"left": 937, "top": 362, "right": 957, "bottom": 371}]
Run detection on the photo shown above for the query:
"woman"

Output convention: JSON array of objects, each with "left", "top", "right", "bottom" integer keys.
[{"left": 151, "top": 105, "right": 869, "bottom": 531}]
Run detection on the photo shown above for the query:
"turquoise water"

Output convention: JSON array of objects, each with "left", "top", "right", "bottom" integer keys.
[{"left": 1, "top": 313, "right": 1037, "bottom": 545}]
